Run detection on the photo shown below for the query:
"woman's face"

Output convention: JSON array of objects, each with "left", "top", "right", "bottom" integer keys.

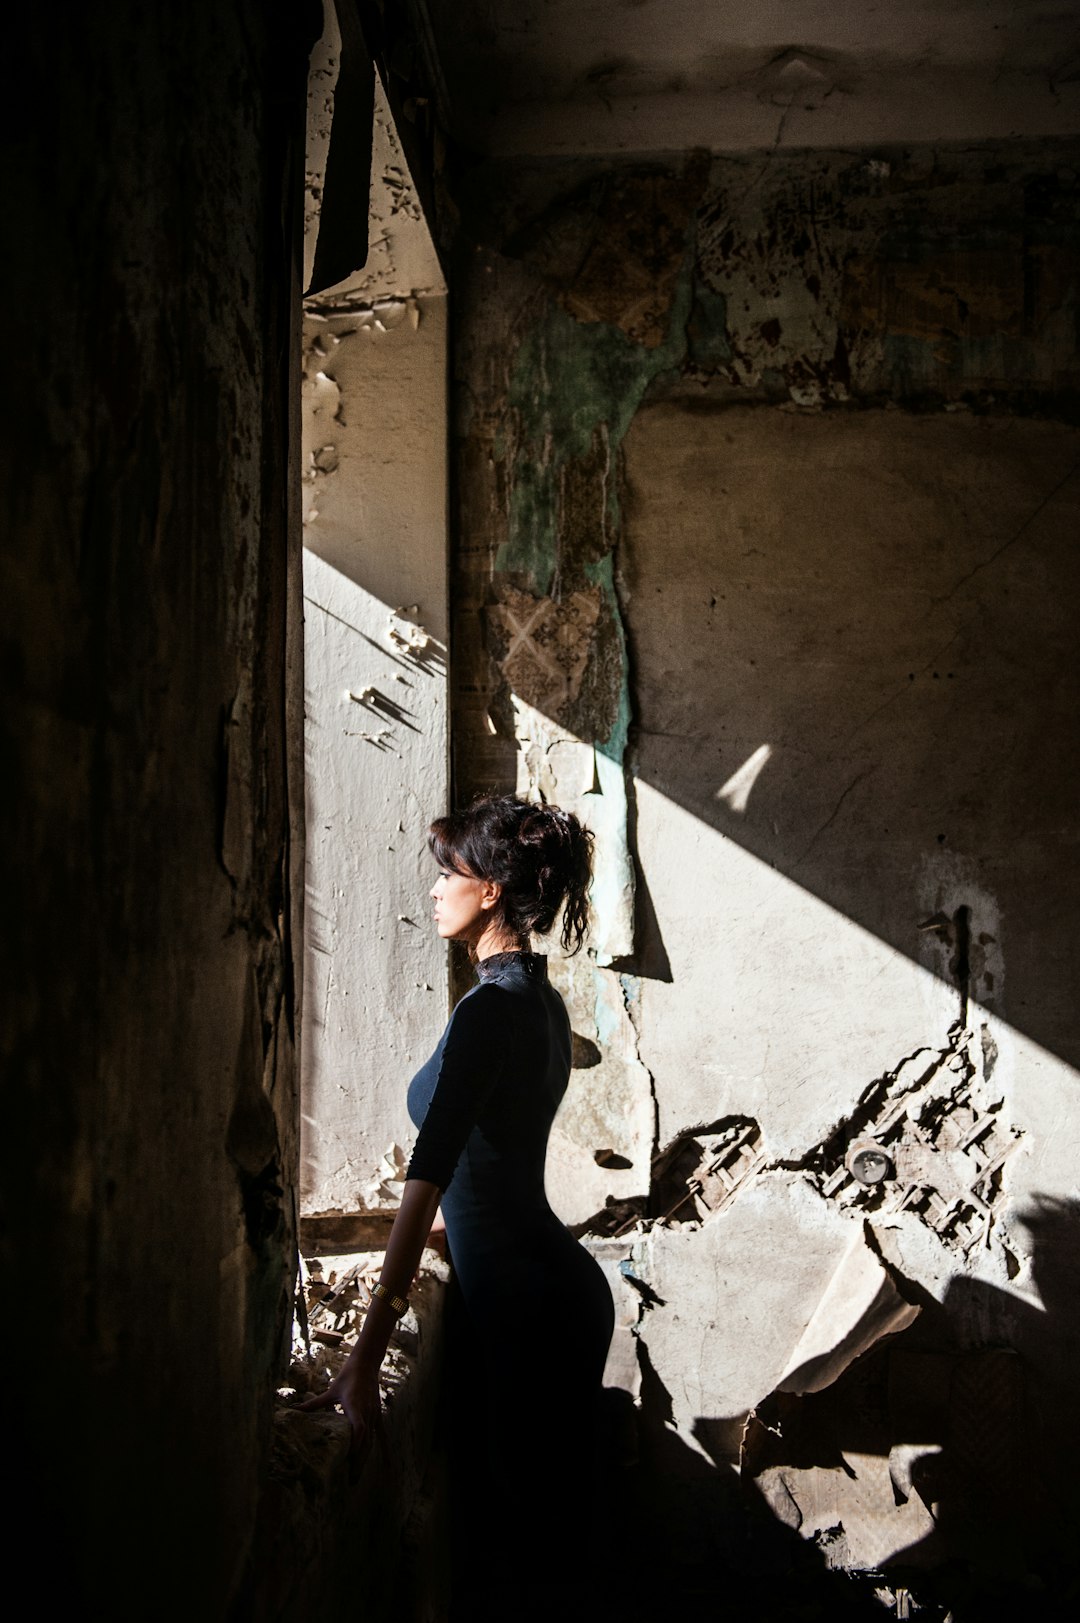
[{"left": 430, "top": 865, "right": 499, "bottom": 945}]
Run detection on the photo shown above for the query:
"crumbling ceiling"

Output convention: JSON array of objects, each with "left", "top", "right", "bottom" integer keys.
[{"left": 415, "top": 0, "right": 1080, "bottom": 152}]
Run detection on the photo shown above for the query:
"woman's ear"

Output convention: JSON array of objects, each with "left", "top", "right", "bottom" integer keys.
[{"left": 480, "top": 879, "right": 502, "bottom": 911}]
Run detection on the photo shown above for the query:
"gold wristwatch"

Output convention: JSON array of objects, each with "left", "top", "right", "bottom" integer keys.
[{"left": 370, "top": 1282, "right": 409, "bottom": 1318}]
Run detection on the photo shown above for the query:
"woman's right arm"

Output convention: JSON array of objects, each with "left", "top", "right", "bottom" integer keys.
[
  {"left": 301, "top": 988, "right": 508, "bottom": 1450},
  {"left": 298, "top": 1176, "right": 442, "bottom": 1455}
]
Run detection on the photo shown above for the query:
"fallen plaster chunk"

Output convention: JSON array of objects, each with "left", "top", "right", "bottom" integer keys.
[
  {"left": 288, "top": 1249, "right": 448, "bottom": 1418},
  {"left": 637, "top": 1177, "right": 864, "bottom": 1426},
  {"left": 756, "top": 1452, "right": 937, "bottom": 1573},
  {"left": 776, "top": 1225, "right": 920, "bottom": 1395}
]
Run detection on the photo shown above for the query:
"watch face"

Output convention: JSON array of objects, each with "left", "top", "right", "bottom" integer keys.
[{"left": 373, "top": 1282, "right": 408, "bottom": 1315}]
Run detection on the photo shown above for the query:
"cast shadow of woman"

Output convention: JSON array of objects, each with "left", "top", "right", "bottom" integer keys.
[
  {"left": 887, "top": 1194, "right": 1080, "bottom": 1619},
  {"left": 589, "top": 1197, "right": 1080, "bottom": 1622}
]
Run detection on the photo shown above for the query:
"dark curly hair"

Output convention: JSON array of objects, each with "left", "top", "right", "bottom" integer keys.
[{"left": 428, "top": 794, "right": 594, "bottom": 954}]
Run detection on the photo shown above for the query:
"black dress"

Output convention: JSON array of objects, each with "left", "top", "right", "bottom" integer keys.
[{"left": 406, "top": 950, "right": 615, "bottom": 1617}]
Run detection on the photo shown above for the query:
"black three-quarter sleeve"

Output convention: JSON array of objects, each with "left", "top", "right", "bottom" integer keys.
[{"left": 406, "top": 984, "right": 514, "bottom": 1190}]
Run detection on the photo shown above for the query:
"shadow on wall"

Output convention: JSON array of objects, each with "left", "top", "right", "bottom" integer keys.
[
  {"left": 609, "top": 1197, "right": 1080, "bottom": 1621},
  {"left": 618, "top": 404, "right": 1080, "bottom": 1073}
]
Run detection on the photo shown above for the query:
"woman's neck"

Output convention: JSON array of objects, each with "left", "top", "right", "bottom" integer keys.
[{"left": 473, "top": 922, "right": 525, "bottom": 961}]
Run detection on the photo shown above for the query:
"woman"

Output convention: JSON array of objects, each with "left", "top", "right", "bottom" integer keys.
[{"left": 303, "top": 794, "right": 615, "bottom": 1615}]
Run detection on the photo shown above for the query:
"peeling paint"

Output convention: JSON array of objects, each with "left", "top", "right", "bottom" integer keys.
[
  {"left": 694, "top": 144, "right": 1080, "bottom": 407},
  {"left": 304, "top": 2, "right": 341, "bottom": 294},
  {"left": 486, "top": 583, "right": 601, "bottom": 714},
  {"left": 511, "top": 698, "right": 634, "bottom": 963}
]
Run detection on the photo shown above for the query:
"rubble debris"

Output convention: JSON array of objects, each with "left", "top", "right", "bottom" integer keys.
[
  {"left": 650, "top": 1116, "right": 765, "bottom": 1228},
  {"left": 575, "top": 1115, "right": 765, "bottom": 1237},
  {"left": 287, "top": 1250, "right": 448, "bottom": 1409},
  {"left": 807, "top": 1024, "right": 1022, "bottom": 1259}
]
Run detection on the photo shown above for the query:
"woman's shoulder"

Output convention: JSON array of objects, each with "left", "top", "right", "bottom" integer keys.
[{"left": 448, "top": 979, "right": 515, "bottom": 1029}]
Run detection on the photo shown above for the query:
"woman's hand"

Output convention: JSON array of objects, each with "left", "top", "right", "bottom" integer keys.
[
  {"left": 297, "top": 1357, "right": 381, "bottom": 1462},
  {"left": 292, "top": 1178, "right": 442, "bottom": 1466}
]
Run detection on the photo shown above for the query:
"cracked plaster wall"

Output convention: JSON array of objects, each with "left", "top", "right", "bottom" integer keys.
[
  {"left": 450, "top": 138, "right": 1080, "bottom": 1576},
  {"left": 2, "top": 4, "right": 313, "bottom": 1612},
  {"left": 301, "top": 72, "right": 450, "bottom": 1218}
]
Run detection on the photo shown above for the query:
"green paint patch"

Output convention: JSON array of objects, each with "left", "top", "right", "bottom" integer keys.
[
  {"left": 583, "top": 553, "right": 631, "bottom": 762},
  {"left": 497, "top": 256, "right": 694, "bottom": 756},
  {"left": 499, "top": 265, "right": 693, "bottom": 590}
]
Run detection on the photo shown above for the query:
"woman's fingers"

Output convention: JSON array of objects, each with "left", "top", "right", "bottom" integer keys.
[
  {"left": 289, "top": 1383, "right": 381, "bottom": 1483},
  {"left": 294, "top": 1388, "right": 337, "bottom": 1412},
  {"left": 292, "top": 1373, "right": 380, "bottom": 1474}
]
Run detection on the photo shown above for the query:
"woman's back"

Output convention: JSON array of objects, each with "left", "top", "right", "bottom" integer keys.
[{"left": 407, "top": 950, "right": 598, "bottom": 1319}]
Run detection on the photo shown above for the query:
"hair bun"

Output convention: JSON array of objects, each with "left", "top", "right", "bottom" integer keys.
[{"left": 428, "top": 794, "right": 594, "bottom": 954}]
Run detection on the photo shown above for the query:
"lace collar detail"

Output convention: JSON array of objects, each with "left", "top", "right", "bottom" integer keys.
[{"left": 474, "top": 950, "right": 548, "bottom": 983}]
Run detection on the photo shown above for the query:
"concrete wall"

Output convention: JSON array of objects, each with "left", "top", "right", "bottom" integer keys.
[
  {"left": 2, "top": 6, "right": 313, "bottom": 1610},
  {"left": 300, "top": 77, "right": 450, "bottom": 1217},
  {"left": 448, "top": 139, "right": 1080, "bottom": 1585}
]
